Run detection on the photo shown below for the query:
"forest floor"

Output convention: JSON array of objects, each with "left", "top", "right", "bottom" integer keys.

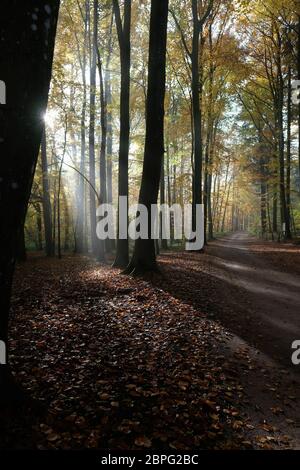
[{"left": 1, "top": 232, "right": 300, "bottom": 450}]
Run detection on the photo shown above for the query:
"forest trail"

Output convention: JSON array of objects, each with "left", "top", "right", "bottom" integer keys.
[
  {"left": 206, "top": 232, "right": 300, "bottom": 369},
  {"left": 4, "top": 238, "right": 300, "bottom": 449},
  {"left": 158, "top": 234, "right": 300, "bottom": 448}
]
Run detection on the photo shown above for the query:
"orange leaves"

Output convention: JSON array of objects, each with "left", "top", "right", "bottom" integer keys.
[
  {"left": 134, "top": 436, "right": 152, "bottom": 448},
  {"left": 4, "top": 254, "right": 297, "bottom": 450}
]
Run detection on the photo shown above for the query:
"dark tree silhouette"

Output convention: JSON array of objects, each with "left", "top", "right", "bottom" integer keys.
[
  {"left": 112, "top": 0, "right": 131, "bottom": 268},
  {"left": 0, "top": 0, "right": 60, "bottom": 400},
  {"left": 125, "top": 0, "right": 169, "bottom": 275}
]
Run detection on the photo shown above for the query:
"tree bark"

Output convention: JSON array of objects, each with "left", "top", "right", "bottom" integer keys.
[
  {"left": 41, "top": 128, "right": 54, "bottom": 256},
  {"left": 191, "top": 0, "right": 202, "bottom": 227},
  {"left": 287, "top": 63, "right": 292, "bottom": 236},
  {"left": 125, "top": 0, "right": 169, "bottom": 275},
  {"left": 112, "top": 0, "right": 131, "bottom": 268},
  {"left": 298, "top": 15, "right": 300, "bottom": 181},
  {"left": 89, "top": 0, "right": 99, "bottom": 256},
  {"left": 0, "top": 0, "right": 59, "bottom": 400},
  {"left": 76, "top": 0, "right": 89, "bottom": 254},
  {"left": 160, "top": 155, "right": 168, "bottom": 250}
]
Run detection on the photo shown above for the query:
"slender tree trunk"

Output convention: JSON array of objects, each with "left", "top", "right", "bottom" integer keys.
[
  {"left": 76, "top": 0, "right": 89, "bottom": 254},
  {"left": 260, "top": 180, "right": 267, "bottom": 236},
  {"left": 57, "top": 126, "right": 67, "bottom": 259},
  {"left": 97, "top": 44, "right": 107, "bottom": 261},
  {"left": 105, "top": 14, "right": 115, "bottom": 251},
  {"left": 89, "top": 0, "right": 99, "bottom": 256},
  {"left": 125, "top": 0, "right": 169, "bottom": 274},
  {"left": 276, "top": 34, "right": 291, "bottom": 239},
  {"left": 63, "top": 187, "right": 70, "bottom": 251},
  {"left": 298, "top": 15, "right": 300, "bottom": 181},
  {"left": 112, "top": 0, "right": 131, "bottom": 268},
  {"left": 41, "top": 128, "right": 54, "bottom": 256},
  {"left": 221, "top": 182, "right": 232, "bottom": 233},
  {"left": 160, "top": 155, "right": 168, "bottom": 249},
  {"left": 52, "top": 172, "right": 57, "bottom": 256},
  {"left": 287, "top": 63, "right": 292, "bottom": 236},
  {"left": 36, "top": 203, "right": 43, "bottom": 251}
]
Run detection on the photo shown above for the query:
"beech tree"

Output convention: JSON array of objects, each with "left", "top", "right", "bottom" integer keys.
[
  {"left": 112, "top": 0, "right": 131, "bottom": 268},
  {"left": 41, "top": 128, "right": 54, "bottom": 256},
  {"left": 125, "top": 0, "right": 169, "bottom": 274},
  {"left": 0, "top": 0, "right": 60, "bottom": 399}
]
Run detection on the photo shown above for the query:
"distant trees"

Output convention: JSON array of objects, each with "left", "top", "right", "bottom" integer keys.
[
  {"left": 237, "top": 0, "right": 300, "bottom": 240},
  {"left": 0, "top": 0, "right": 60, "bottom": 398}
]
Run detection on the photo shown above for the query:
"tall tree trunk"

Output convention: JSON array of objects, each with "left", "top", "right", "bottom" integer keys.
[
  {"left": 105, "top": 14, "right": 115, "bottom": 251},
  {"left": 63, "top": 187, "right": 70, "bottom": 251},
  {"left": 287, "top": 63, "right": 292, "bottom": 235},
  {"left": 112, "top": 0, "right": 131, "bottom": 268},
  {"left": 125, "top": 0, "right": 169, "bottom": 274},
  {"left": 191, "top": 0, "right": 202, "bottom": 228},
  {"left": 0, "top": 0, "right": 59, "bottom": 399},
  {"left": 298, "top": 15, "right": 300, "bottom": 181},
  {"left": 41, "top": 128, "right": 54, "bottom": 256},
  {"left": 89, "top": 0, "right": 99, "bottom": 256},
  {"left": 106, "top": 84, "right": 115, "bottom": 252},
  {"left": 160, "top": 155, "right": 168, "bottom": 250},
  {"left": 276, "top": 32, "right": 291, "bottom": 239},
  {"left": 76, "top": 0, "right": 89, "bottom": 254},
  {"left": 191, "top": 1, "right": 213, "bottom": 232},
  {"left": 97, "top": 44, "right": 107, "bottom": 261},
  {"left": 57, "top": 125, "right": 67, "bottom": 259},
  {"left": 36, "top": 203, "right": 43, "bottom": 251},
  {"left": 260, "top": 178, "right": 268, "bottom": 236},
  {"left": 259, "top": 132, "right": 267, "bottom": 236}
]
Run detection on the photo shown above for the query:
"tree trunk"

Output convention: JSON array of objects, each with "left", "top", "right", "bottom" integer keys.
[
  {"left": 97, "top": 44, "right": 107, "bottom": 261},
  {"left": 191, "top": 0, "right": 202, "bottom": 228},
  {"left": 105, "top": 14, "right": 115, "bottom": 251},
  {"left": 89, "top": 0, "right": 99, "bottom": 256},
  {"left": 160, "top": 155, "right": 168, "bottom": 250},
  {"left": 36, "top": 203, "right": 43, "bottom": 251},
  {"left": 41, "top": 128, "right": 54, "bottom": 256},
  {"left": 125, "top": 0, "right": 169, "bottom": 274},
  {"left": 76, "top": 0, "right": 89, "bottom": 254},
  {"left": 298, "top": 15, "right": 300, "bottom": 181},
  {"left": 112, "top": 0, "right": 131, "bottom": 268},
  {"left": 63, "top": 187, "right": 70, "bottom": 251},
  {"left": 287, "top": 63, "right": 292, "bottom": 236},
  {"left": 0, "top": 0, "right": 59, "bottom": 400},
  {"left": 276, "top": 33, "right": 291, "bottom": 239}
]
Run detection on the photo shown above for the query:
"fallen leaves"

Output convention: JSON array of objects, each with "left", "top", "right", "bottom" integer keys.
[
  {"left": 0, "top": 254, "right": 295, "bottom": 450},
  {"left": 134, "top": 436, "right": 152, "bottom": 448}
]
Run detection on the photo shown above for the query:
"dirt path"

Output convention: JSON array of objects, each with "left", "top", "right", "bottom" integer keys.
[
  {"left": 207, "top": 232, "right": 300, "bottom": 369},
  {"left": 158, "top": 233, "right": 300, "bottom": 448}
]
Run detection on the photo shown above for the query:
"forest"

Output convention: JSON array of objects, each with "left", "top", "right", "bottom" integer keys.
[{"left": 1, "top": 0, "right": 300, "bottom": 455}]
